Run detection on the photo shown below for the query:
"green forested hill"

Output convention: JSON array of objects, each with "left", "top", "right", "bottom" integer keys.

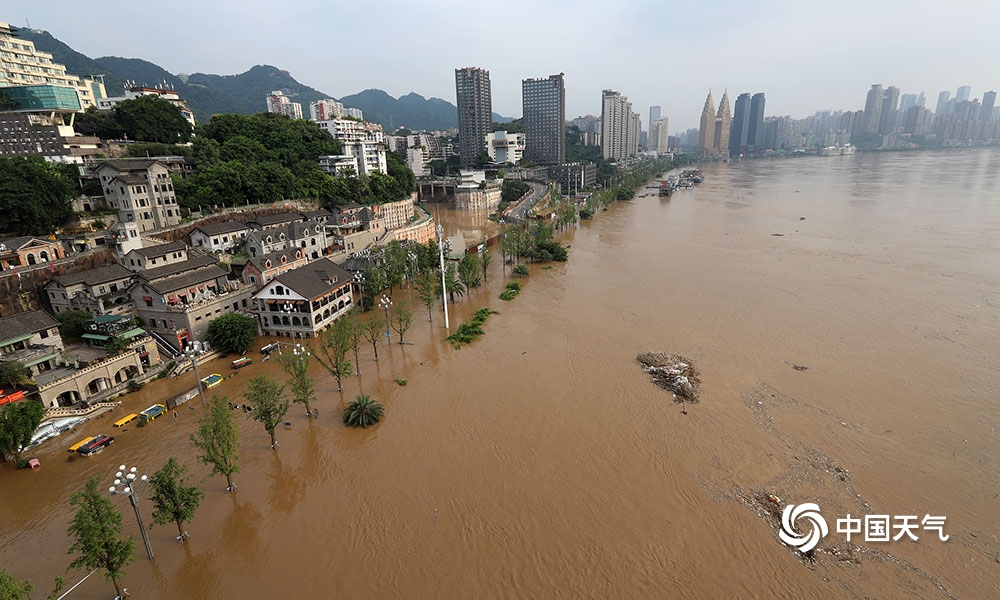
[{"left": 17, "top": 28, "right": 509, "bottom": 130}]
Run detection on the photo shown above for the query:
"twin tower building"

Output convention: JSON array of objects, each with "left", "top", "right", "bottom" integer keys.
[{"left": 698, "top": 90, "right": 766, "bottom": 159}]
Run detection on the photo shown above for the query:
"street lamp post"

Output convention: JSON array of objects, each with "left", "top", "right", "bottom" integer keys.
[
  {"left": 406, "top": 251, "right": 417, "bottom": 285},
  {"left": 379, "top": 294, "right": 392, "bottom": 341},
  {"left": 282, "top": 301, "right": 296, "bottom": 342},
  {"left": 183, "top": 342, "right": 207, "bottom": 406},
  {"left": 109, "top": 465, "right": 154, "bottom": 559},
  {"left": 436, "top": 224, "right": 450, "bottom": 329},
  {"left": 353, "top": 272, "right": 366, "bottom": 312}
]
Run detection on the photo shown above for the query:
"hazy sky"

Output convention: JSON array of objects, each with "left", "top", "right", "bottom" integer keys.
[{"left": 15, "top": 0, "right": 1000, "bottom": 131}]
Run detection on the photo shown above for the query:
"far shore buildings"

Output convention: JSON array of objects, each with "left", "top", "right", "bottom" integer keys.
[
  {"left": 315, "top": 118, "right": 388, "bottom": 177},
  {"left": 265, "top": 90, "right": 303, "bottom": 119},
  {"left": 698, "top": 90, "right": 731, "bottom": 159},
  {"left": 522, "top": 73, "right": 566, "bottom": 165},
  {"left": 485, "top": 131, "right": 525, "bottom": 165},
  {"left": 601, "top": 89, "right": 640, "bottom": 161},
  {"left": 456, "top": 67, "right": 493, "bottom": 168}
]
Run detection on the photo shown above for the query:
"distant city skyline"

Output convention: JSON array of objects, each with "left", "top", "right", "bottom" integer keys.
[{"left": 14, "top": 1, "right": 1000, "bottom": 131}]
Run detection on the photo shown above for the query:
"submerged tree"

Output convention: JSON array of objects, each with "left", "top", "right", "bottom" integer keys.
[
  {"left": 415, "top": 273, "right": 437, "bottom": 322},
  {"left": 360, "top": 315, "right": 385, "bottom": 362},
  {"left": 205, "top": 312, "right": 258, "bottom": 355},
  {"left": 480, "top": 237, "right": 492, "bottom": 283},
  {"left": 458, "top": 251, "right": 481, "bottom": 290},
  {"left": 0, "top": 571, "right": 32, "bottom": 600},
  {"left": 245, "top": 376, "right": 289, "bottom": 449},
  {"left": 389, "top": 306, "right": 413, "bottom": 345},
  {"left": 314, "top": 318, "right": 353, "bottom": 392},
  {"left": 67, "top": 477, "right": 135, "bottom": 599},
  {"left": 190, "top": 395, "right": 241, "bottom": 492},
  {"left": 346, "top": 313, "right": 364, "bottom": 375},
  {"left": 278, "top": 344, "right": 317, "bottom": 417},
  {"left": 0, "top": 400, "right": 45, "bottom": 463},
  {"left": 343, "top": 394, "right": 384, "bottom": 428},
  {"left": 148, "top": 457, "right": 205, "bottom": 542}
]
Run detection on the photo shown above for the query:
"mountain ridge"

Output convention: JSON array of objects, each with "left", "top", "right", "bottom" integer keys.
[{"left": 16, "top": 28, "right": 511, "bottom": 130}]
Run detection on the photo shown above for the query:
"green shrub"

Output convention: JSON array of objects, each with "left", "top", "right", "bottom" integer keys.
[
  {"left": 513, "top": 264, "right": 529, "bottom": 277},
  {"left": 445, "top": 308, "right": 500, "bottom": 348},
  {"left": 343, "top": 394, "right": 384, "bottom": 428},
  {"left": 16, "top": 458, "right": 29, "bottom": 469},
  {"left": 394, "top": 378, "right": 408, "bottom": 387},
  {"left": 499, "top": 290, "right": 517, "bottom": 301}
]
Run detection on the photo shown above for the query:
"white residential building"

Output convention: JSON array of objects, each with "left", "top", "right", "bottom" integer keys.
[
  {"left": 345, "top": 107, "right": 363, "bottom": 120},
  {"left": 486, "top": 131, "right": 525, "bottom": 164},
  {"left": 95, "top": 159, "right": 182, "bottom": 234},
  {"left": 315, "top": 119, "right": 387, "bottom": 176},
  {"left": 252, "top": 258, "right": 355, "bottom": 339},
  {"left": 265, "top": 91, "right": 303, "bottom": 119},
  {"left": 309, "top": 99, "right": 344, "bottom": 121},
  {"left": 97, "top": 86, "right": 195, "bottom": 127}
]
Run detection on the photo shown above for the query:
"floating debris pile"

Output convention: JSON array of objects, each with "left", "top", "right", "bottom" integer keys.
[{"left": 636, "top": 352, "right": 701, "bottom": 402}]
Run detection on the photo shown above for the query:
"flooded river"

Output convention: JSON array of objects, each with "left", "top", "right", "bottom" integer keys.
[{"left": 2, "top": 149, "right": 999, "bottom": 598}]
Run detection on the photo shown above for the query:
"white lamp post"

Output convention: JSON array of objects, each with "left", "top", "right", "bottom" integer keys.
[
  {"left": 183, "top": 341, "right": 207, "bottom": 406},
  {"left": 353, "top": 272, "right": 366, "bottom": 311},
  {"left": 436, "top": 223, "right": 450, "bottom": 329},
  {"left": 109, "top": 465, "right": 155, "bottom": 558},
  {"left": 378, "top": 294, "right": 392, "bottom": 341},
  {"left": 281, "top": 301, "right": 296, "bottom": 342}
]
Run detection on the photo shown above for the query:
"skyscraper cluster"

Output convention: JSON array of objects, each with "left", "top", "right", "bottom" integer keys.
[
  {"left": 727, "top": 92, "right": 766, "bottom": 157},
  {"left": 600, "top": 90, "right": 641, "bottom": 161}
]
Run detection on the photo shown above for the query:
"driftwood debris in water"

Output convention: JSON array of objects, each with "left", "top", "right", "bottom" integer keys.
[{"left": 636, "top": 352, "right": 701, "bottom": 403}]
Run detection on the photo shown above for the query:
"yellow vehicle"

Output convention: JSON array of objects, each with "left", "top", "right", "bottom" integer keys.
[
  {"left": 67, "top": 436, "right": 95, "bottom": 453},
  {"left": 139, "top": 404, "right": 167, "bottom": 422},
  {"left": 113, "top": 413, "right": 139, "bottom": 428}
]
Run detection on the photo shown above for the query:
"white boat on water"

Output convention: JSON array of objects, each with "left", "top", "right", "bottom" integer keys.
[{"left": 24, "top": 417, "right": 89, "bottom": 452}]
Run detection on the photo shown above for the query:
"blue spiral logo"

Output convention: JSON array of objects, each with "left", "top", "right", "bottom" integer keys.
[{"left": 779, "top": 503, "right": 828, "bottom": 553}]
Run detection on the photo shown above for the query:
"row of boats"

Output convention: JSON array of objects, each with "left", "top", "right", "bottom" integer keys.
[{"left": 660, "top": 169, "right": 704, "bottom": 196}]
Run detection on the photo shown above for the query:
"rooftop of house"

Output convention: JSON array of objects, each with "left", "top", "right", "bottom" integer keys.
[
  {"left": 0, "top": 310, "right": 59, "bottom": 343},
  {"left": 129, "top": 240, "right": 187, "bottom": 258},
  {"left": 248, "top": 212, "right": 303, "bottom": 228},
  {"left": 142, "top": 264, "right": 229, "bottom": 296},
  {"left": 138, "top": 254, "right": 217, "bottom": 282},
  {"left": 267, "top": 258, "right": 352, "bottom": 300},
  {"left": 191, "top": 220, "right": 250, "bottom": 237},
  {"left": 48, "top": 262, "right": 133, "bottom": 288}
]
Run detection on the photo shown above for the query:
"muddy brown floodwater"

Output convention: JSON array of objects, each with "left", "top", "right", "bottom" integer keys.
[{"left": 2, "top": 149, "right": 999, "bottom": 599}]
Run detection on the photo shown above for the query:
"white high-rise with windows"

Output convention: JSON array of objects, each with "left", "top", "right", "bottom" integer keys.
[
  {"left": 266, "top": 91, "right": 303, "bottom": 119},
  {"left": 601, "top": 90, "right": 639, "bottom": 161},
  {"left": 309, "top": 99, "right": 344, "bottom": 121}
]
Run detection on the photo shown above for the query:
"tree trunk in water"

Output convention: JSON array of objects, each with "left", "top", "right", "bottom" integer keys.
[
  {"left": 225, "top": 473, "right": 234, "bottom": 492},
  {"left": 112, "top": 576, "right": 123, "bottom": 599},
  {"left": 305, "top": 401, "right": 312, "bottom": 417},
  {"left": 269, "top": 430, "right": 276, "bottom": 448},
  {"left": 176, "top": 520, "right": 186, "bottom": 540}
]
